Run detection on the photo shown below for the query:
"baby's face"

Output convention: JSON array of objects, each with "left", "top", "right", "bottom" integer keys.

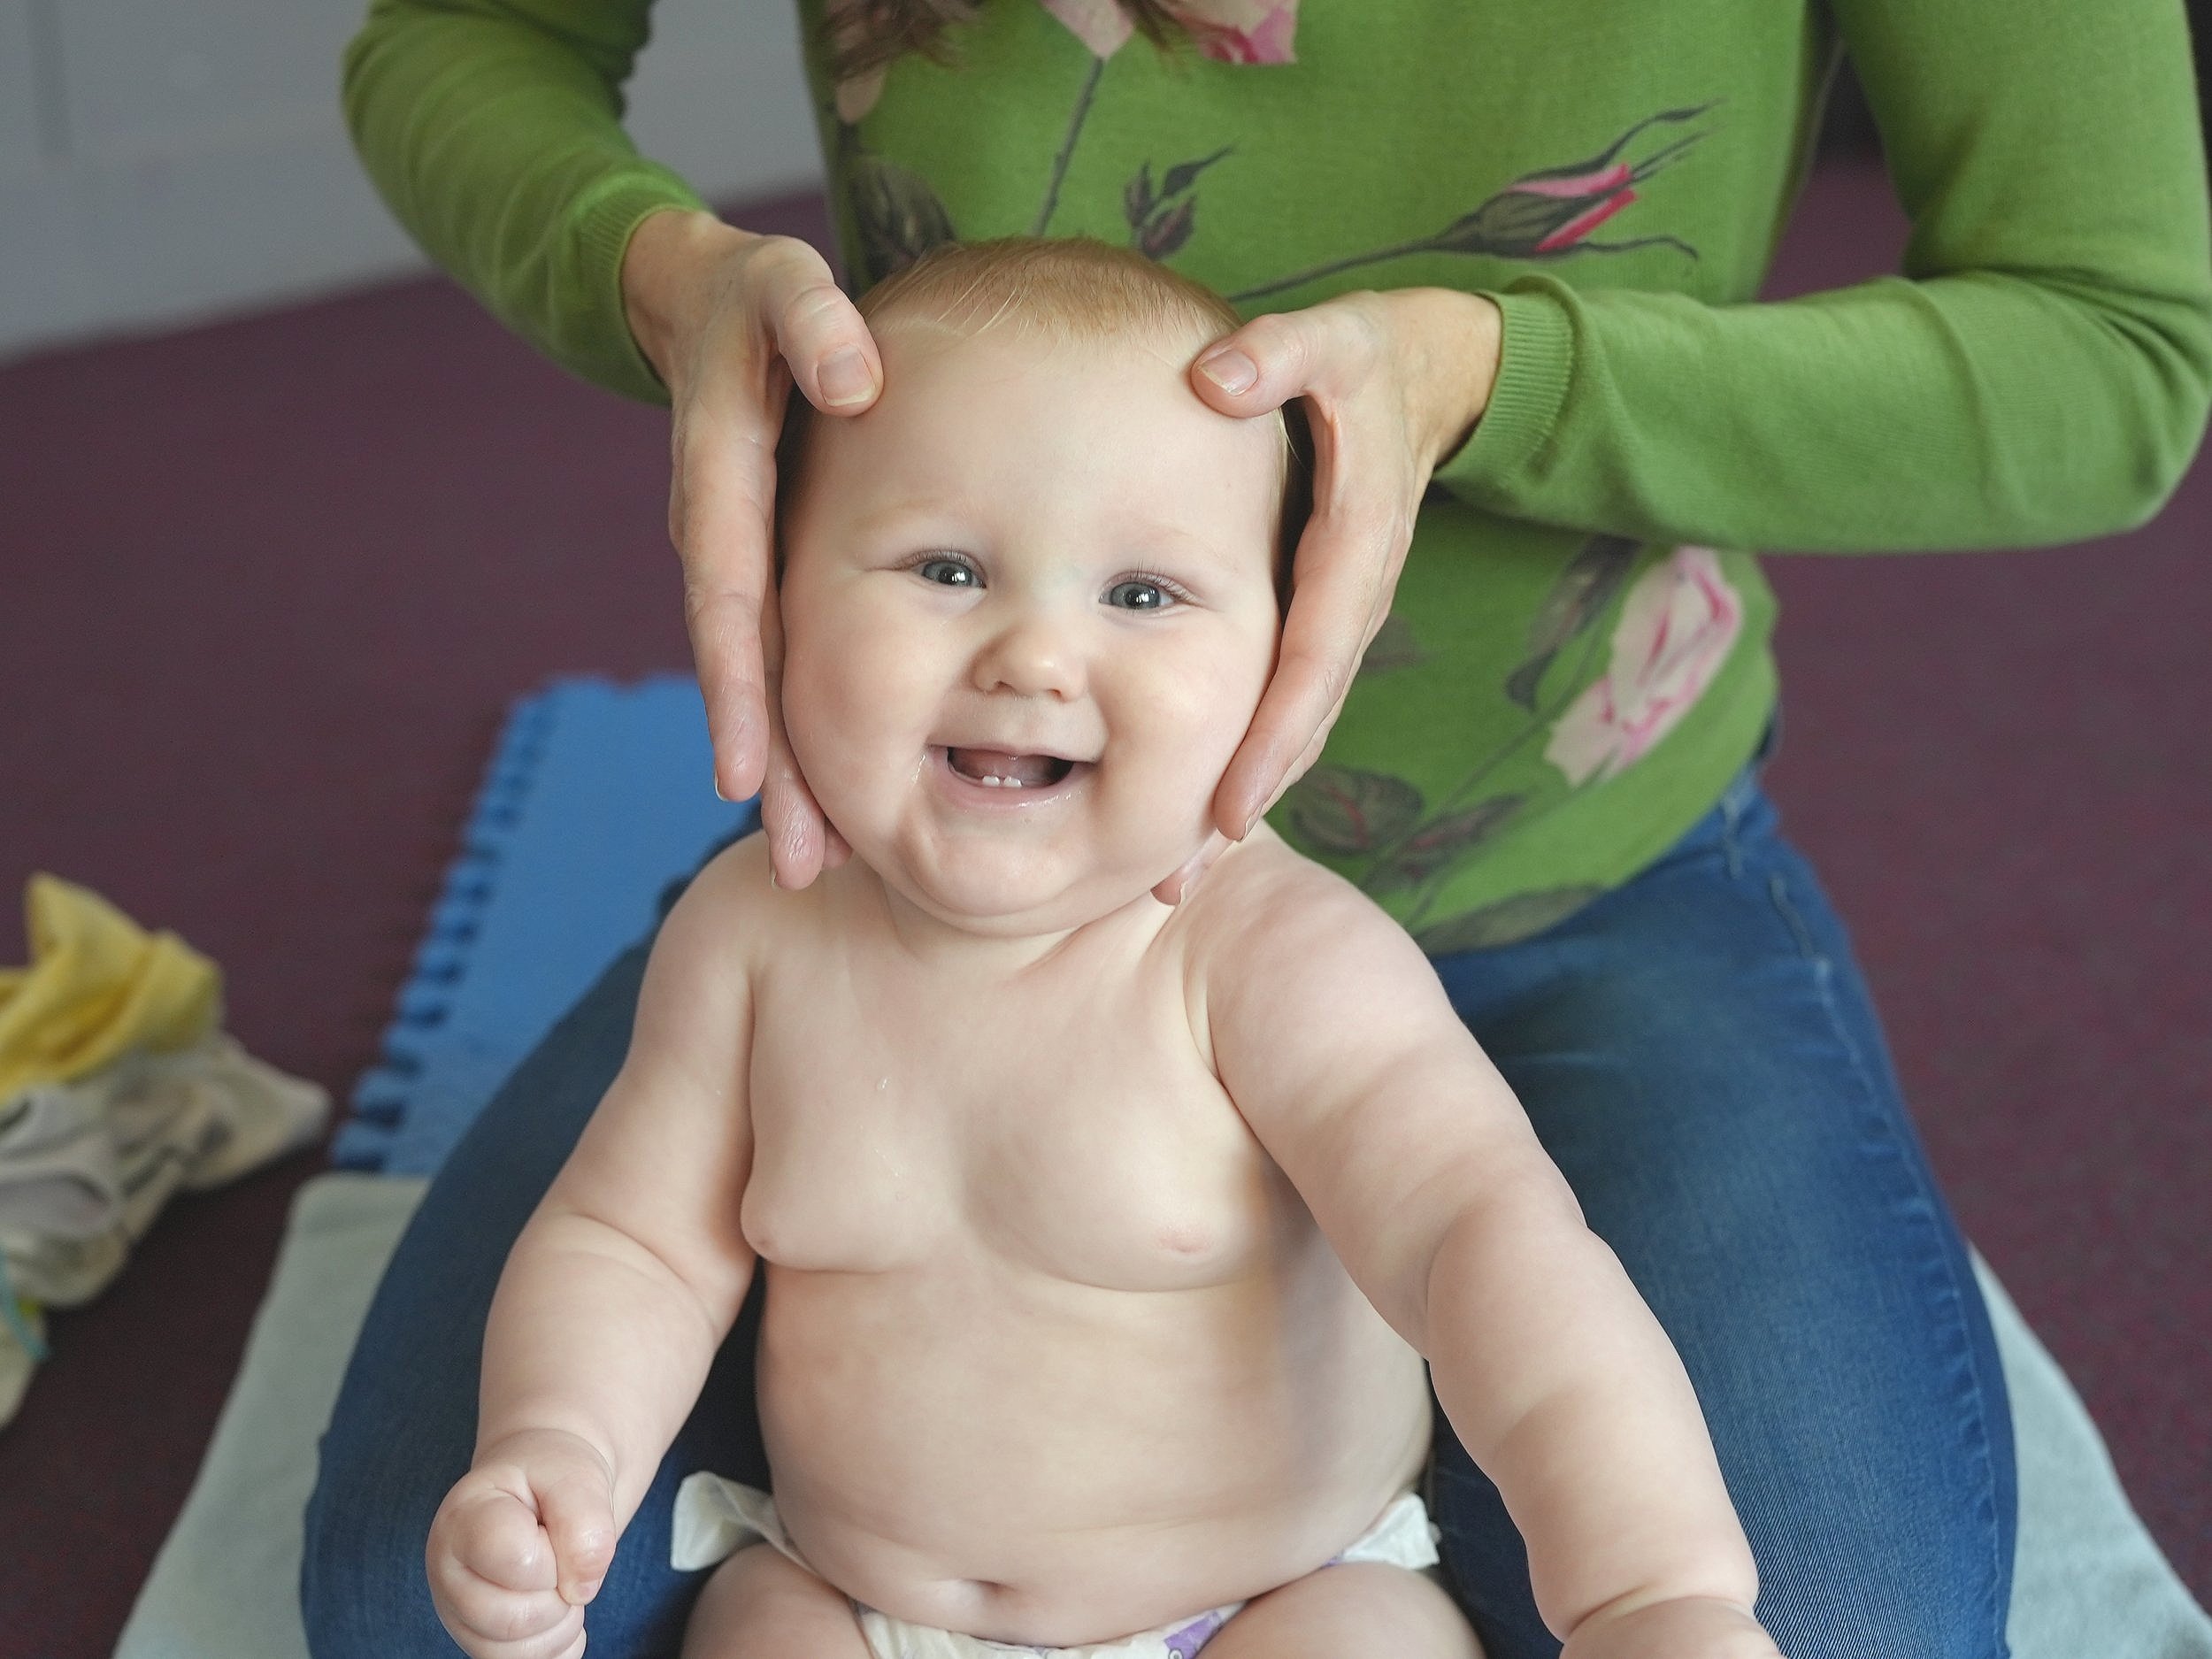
[{"left": 779, "top": 316, "right": 1285, "bottom": 933}]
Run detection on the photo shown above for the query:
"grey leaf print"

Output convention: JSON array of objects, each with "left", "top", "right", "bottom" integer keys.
[
  {"left": 1159, "top": 146, "right": 1233, "bottom": 200},
  {"left": 1413, "top": 886, "right": 1603, "bottom": 954},
  {"left": 1123, "top": 146, "right": 1233, "bottom": 262},
  {"left": 1138, "top": 195, "right": 1199, "bottom": 260},
  {"left": 1367, "top": 796, "right": 1525, "bottom": 890},
  {"left": 1504, "top": 534, "right": 1638, "bottom": 710},
  {"left": 849, "top": 150, "right": 956, "bottom": 287},
  {"left": 1285, "top": 766, "right": 1425, "bottom": 856},
  {"left": 1357, "top": 612, "right": 1428, "bottom": 678}
]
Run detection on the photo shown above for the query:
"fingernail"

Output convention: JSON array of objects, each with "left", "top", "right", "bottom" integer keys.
[
  {"left": 713, "top": 772, "right": 728, "bottom": 802},
  {"left": 1198, "top": 349, "right": 1257, "bottom": 396},
  {"left": 769, "top": 865, "right": 781, "bottom": 889},
  {"left": 818, "top": 348, "right": 874, "bottom": 408}
]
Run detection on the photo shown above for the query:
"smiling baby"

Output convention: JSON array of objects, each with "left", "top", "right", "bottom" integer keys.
[{"left": 425, "top": 239, "right": 1780, "bottom": 1659}]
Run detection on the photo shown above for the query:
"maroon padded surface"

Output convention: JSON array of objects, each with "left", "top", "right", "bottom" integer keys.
[{"left": 0, "top": 169, "right": 2202, "bottom": 1655}]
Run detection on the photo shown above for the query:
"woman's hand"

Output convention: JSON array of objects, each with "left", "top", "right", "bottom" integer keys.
[
  {"left": 623, "top": 209, "right": 884, "bottom": 888},
  {"left": 1162, "top": 288, "right": 1502, "bottom": 902}
]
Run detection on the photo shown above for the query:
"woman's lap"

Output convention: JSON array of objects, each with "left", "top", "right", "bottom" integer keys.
[
  {"left": 1426, "top": 769, "right": 2014, "bottom": 1657},
  {"left": 302, "top": 773, "right": 2015, "bottom": 1658}
]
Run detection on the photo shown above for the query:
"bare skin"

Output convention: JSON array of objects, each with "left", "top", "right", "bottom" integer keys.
[
  {"left": 618, "top": 208, "right": 1502, "bottom": 899},
  {"left": 426, "top": 310, "right": 1779, "bottom": 1659}
]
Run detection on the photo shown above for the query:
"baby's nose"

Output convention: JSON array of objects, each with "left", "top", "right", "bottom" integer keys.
[{"left": 972, "top": 610, "right": 1084, "bottom": 700}]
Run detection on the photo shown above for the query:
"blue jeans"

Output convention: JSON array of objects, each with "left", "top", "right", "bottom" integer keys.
[{"left": 302, "top": 765, "right": 2016, "bottom": 1658}]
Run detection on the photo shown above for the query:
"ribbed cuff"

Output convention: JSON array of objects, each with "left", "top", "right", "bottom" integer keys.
[
  {"left": 571, "top": 168, "right": 710, "bottom": 406},
  {"left": 1433, "top": 286, "right": 1575, "bottom": 500}
]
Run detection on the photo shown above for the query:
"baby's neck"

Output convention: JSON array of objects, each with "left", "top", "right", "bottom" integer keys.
[{"left": 853, "top": 863, "right": 1172, "bottom": 982}]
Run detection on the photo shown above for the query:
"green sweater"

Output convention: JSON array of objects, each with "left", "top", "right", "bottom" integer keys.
[{"left": 343, "top": 0, "right": 2212, "bottom": 950}]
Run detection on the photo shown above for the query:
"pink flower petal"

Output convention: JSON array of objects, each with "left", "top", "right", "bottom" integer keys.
[
  {"left": 1543, "top": 546, "right": 1743, "bottom": 787},
  {"left": 1038, "top": 0, "right": 1134, "bottom": 58},
  {"left": 1544, "top": 677, "right": 1624, "bottom": 787},
  {"left": 1513, "top": 162, "right": 1634, "bottom": 201},
  {"left": 1173, "top": 0, "right": 1298, "bottom": 62},
  {"left": 1534, "top": 188, "right": 1635, "bottom": 254}
]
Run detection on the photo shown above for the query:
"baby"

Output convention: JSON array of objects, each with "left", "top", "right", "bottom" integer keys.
[{"left": 426, "top": 239, "right": 1781, "bottom": 1659}]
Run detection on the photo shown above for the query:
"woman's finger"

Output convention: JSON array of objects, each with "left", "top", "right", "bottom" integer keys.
[
  {"left": 1214, "top": 521, "right": 1393, "bottom": 836},
  {"left": 672, "top": 237, "right": 879, "bottom": 806},
  {"left": 672, "top": 380, "right": 781, "bottom": 804},
  {"left": 1151, "top": 832, "right": 1231, "bottom": 907},
  {"left": 749, "top": 245, "right": 872, "bottom": 877},
  {"left": 1191, "top": 301, "right": 1371, "bottom": 416},
  {"left": 1216, "top": 368, "right": 1411, "bottom": 837},
  {"left": 756, "top": 581, "right": 849, "bottom": 887},
  {"left": 1187, "top": 303, "right": 1392, "bottom": 835}
]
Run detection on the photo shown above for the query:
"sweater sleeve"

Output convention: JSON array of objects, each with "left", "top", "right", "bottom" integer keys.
[
  {"left": 1434, "top": 0, "right": 2212, "bottom": 553},
  {"left": 342, "top": 0, "right": 708, "bottom": 403}
]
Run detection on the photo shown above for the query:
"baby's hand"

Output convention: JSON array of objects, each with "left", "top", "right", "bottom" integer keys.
[
  {"left": 1560, "top": 1594, "right": 1782, "bottom": 1659},
  {"left": 426, "top": 1428, "right": 618, "bottom": 1659}
]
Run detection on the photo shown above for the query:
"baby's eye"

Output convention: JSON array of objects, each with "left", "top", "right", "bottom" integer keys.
[
  {"left": 916, "top": 556, "right": 979, "bottom": 588},
  {"left": 1104, "top": 578, "right": 1175, "bottom": 612}
]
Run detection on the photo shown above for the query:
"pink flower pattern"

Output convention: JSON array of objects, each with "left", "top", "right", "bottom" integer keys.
[
  {"left": 1037, "top": 0, "right": 1137, "bottom": 58},
  {"left": 1041, "top": 0, "right": 1296, "bottom": 63},
  {"left": 835, "top": 0, "right": 1297, "bottom": 116},
  {"left": 1170, "top": 0, "right": 1297, "bottom": 64},
  {"left": 1543, "top": 545, "right": 1744, "bottom": 787}
]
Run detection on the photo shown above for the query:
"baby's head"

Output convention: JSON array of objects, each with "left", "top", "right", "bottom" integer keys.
[{"left": 775, "top": 237, "right": 1303, "bottom": 935}]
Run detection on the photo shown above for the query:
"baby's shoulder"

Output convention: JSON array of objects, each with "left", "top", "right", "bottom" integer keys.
[
  {"left": 676, "top": 831, "right": 775, "bottom": 921},
  {"left": 1174, "top": 826, "right": 1413, "bottom": 988},
  {"left": 663, "top": 832, "right": 881, "bottom": 985},
  {"left": 649, "top": 832, "right": 785, "bottom": 979},
  {"left": 1175, "top": 830, "right": 1469, "bottom": 1089}
]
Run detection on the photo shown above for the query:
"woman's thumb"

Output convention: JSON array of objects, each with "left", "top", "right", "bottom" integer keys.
[{"left": 1191, "top": 313, "right": 1313, "bottom": 414}]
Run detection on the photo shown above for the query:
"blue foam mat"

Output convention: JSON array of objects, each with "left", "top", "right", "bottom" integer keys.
[{"left": 333, "top": 677, "right": 757, "bottom": 1174}]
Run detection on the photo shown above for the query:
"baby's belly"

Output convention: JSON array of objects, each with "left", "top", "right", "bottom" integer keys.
[{"left": 750, "top": 1262, "right": 1432, "bottom": 1646}]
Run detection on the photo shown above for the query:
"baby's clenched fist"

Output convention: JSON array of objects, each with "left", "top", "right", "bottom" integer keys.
[{"left": 426, "top": 1427, "right": 618, "bottom": 1659}]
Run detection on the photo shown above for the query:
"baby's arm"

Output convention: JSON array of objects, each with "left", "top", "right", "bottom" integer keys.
[
  {"left": 426, "top": 848, "right": 763, "bottom": 1659},
  {"left": 1194, "top": 851, "right": 1778, "bottom": 1658}
]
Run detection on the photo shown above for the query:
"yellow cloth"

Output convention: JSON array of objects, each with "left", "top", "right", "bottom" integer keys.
[{"left": 0, "top": 874, "right": 221, "bottom": 1102}]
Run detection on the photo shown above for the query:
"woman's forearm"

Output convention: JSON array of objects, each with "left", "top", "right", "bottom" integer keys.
[
  {"left": 342, "top": 0, "right": 706, "bottom": 402},
  {"left": 1437, "top": 0, "right": 2212, "bottom": 554}
]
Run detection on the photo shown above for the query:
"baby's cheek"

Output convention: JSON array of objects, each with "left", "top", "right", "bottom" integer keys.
[{"left": 1146, "top": 659, "right": 1264, "bottom": 798}]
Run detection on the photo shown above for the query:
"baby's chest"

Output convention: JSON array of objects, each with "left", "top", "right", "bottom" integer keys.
[{"left": 741, "top": 994, "right": 1281, "bottom": 1288}]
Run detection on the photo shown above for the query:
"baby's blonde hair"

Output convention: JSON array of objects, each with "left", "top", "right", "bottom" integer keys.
[
  {"left": 854, "top": 234, "right": 1245, "bottom": 344},
  {"left": 780, "top": 236, "right": 1309, "bottom": 581}
]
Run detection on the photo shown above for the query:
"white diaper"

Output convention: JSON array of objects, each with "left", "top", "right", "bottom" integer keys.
[{"left": 671, "top": 1473, "right": 1439, "bottom": 1659}]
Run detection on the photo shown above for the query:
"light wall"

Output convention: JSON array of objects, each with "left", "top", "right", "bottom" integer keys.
[{"left": 0, "top": 0, "right": 826, "bottom": 362}]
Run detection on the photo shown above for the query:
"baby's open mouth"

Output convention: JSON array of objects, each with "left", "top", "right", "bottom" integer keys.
[{"left": 944, "top": 747, "right": 1077, "bottom": 790}]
